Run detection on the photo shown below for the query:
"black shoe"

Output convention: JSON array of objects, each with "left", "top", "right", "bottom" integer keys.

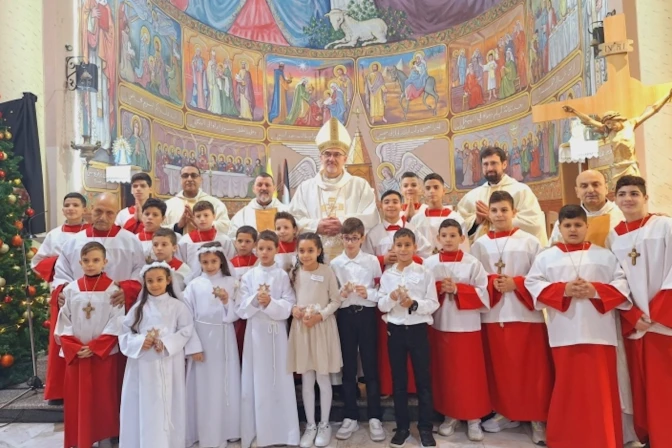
[
  {"left": 389, "top": 428, "right": 411, "bottom": 448},
  {"left": 419, "top": 429, "right": 436, "bottom": 447},
  {"left": 47, "top": 399, "right": 63, "bottom": 406}
]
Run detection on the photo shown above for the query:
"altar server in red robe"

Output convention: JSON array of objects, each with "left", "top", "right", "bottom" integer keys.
[
  {"left": 32, "top": 192, "right": 90, "bottom": 403},
  {"left": 424, "top": 219, "right": 490, "bottom": 442},
  {"left": 471, "top": 191, "right": 553, "bottom": 445},
  {"left": 526, "top": 204, "right": 631, "bottom": 448},
  {"left": 54, "top": 242, "right": 124, "bottom": 448},
  {"left": 608, "top": 175, "right": 672, "bottom": 448}
]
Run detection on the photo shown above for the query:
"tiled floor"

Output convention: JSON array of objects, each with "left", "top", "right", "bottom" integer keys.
[{"left": 0, "top": 421, "right": 537, "bottom": 448}]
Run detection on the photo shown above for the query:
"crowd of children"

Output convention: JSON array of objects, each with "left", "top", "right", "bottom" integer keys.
[{"left": 37, "top": 171, "right": 671, "bottom": 448}]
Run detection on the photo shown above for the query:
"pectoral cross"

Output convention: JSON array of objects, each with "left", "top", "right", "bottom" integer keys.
[
  {"left": 83, "top": 301, "right": 95, "bottom": 319},
  {"left": 495, "top": 258, "right": 506, "bottom": 275},
  {"left": 628, "top": 247, "right": 640, "bottom": 266}
]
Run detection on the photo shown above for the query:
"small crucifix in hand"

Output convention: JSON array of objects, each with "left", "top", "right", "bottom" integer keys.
[
  {"left": 495, "top": 259, "right": 506, "bottom": 275},
  {"left": 83, "top": 301, "right": 95, "bottom": 319},
  {"left": 628, "top": 247, "right": 641, "bottom": 266}
]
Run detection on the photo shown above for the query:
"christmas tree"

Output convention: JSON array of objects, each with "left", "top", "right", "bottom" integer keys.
[{"left": 0, "top": 113, "right": 50, "bottom": 388}]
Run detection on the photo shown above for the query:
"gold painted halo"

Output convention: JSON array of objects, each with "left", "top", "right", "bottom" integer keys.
[
  {"left": 413, "top": 51, "right": 425, "bottom": 60},
  {"left": 377, "top": 162, "right": 396, "bottom": 179},
  {"left": 235, "top": 156, "right": 243, "bottom": 163},
  {"left": 226, "top": 155, "right": 234, "bottom": 162},
  {"left": 153, "top": 36, "right": 161, "bottom": 52},
  {"left": 244, "top": 157, "right": 252, "bottom": 164},
  {"left": 368, "top": 61, "right": 381, "bottom": 71},
  {"left": 130, "top": 115, "right": 143, "bottom": 134},
  {"left": 333, "top": 64, "right": 347, "bottom": 76}
]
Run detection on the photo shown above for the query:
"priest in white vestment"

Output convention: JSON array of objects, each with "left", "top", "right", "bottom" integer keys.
[
  {"left": 164, "top": 164, "right": 231, "bottom": 236},
  {"left": 288, "top": 118, "right": 380, "bottom": 262},
  {"left": 549, "top": 169, "right": 624, "bottom": 247},
  {"left": 458, "top": 146, "right": 547, "bottom": 245},
  {"left": 229, "top": 173, "right": 288, "bottom": 237}
]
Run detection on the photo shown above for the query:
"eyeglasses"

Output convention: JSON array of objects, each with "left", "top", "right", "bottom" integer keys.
[
  {"left": 343, "top": 236, "right": 361, "bottom": 243},
  {"left": 322, "top": 151, "right": 345, "bottom": 159},
  {"left": 181, "top": 173, "right": 200, "bottom": 179}
]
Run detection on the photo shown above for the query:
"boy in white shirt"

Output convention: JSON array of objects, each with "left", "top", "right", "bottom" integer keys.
[
  {"left": 607, "top": 175, "right": 672, "bottom": 448},
  {"left": 378, "top": 228, "right": 439, "bottom": 448},
  {"left": 136, "top": 198, "right": 167, "bottom": 260},
  {"left": 424, "top": 219, "right": 490, "bottom": 442},
  {"left": 152, "top": 227, "right": 191, "bottom": 296},
  {"left": 330, "top": 218, "right": 384, "bottom": 442},
  {"left": 471, "top": 191, "right": 551, "bottom": 445},
  {"left": 526, "top": 205, "right": 632, "bottom": 448},
  {"left": 177, "top": 200, "right": 235, "bottom": 272},
  {"left": 399, "top": 172, "right": 427, "bottom": 221},
  {"left": 230, "top": 225, "right": 259, "bottom": 358}
]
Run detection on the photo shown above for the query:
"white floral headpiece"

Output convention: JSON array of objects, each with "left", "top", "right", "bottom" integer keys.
[
  {"left": 197, "top": 245, "right": 225, "bottom": 256},
  {"left": 139, "top": 261, "right": 172, "bottom": 279}
]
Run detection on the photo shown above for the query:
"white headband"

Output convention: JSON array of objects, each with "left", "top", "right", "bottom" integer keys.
[
  {"left": 139, "top": 261, "right": 172, "bottom": 279},
  {"left": 197, "top": 245, "right": 225, "bottom": 256}
]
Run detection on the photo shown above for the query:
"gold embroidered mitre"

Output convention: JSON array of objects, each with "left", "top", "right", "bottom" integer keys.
[{"left": 315, "top": 117, "right": 351, "bottom": 154}]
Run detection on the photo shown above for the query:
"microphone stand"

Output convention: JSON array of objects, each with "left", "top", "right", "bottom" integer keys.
[{"left": 0, "top": 211, "right": 47, "bottom": 410}]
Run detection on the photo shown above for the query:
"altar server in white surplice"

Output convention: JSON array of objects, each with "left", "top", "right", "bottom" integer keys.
[
  {"left": 236, "top": 230, "right": 300, "bottom": 448},
  {"left": 119, "top": 263, "right": 194, "bottom": 448},
  {"left": 608, "top": 175, "right": 672, "bottom": 448},
  {"left": 457, "top": 146, "right": 547, "bottom": 245},
  {"left": 526, "top": 205, "right": 632, "bottom": 448},
  {"left": 184, "top": 242, "right": 241, "bottom": 448},
  {"left": 288, "top": 117, "right": 379, "bottom": 262}
]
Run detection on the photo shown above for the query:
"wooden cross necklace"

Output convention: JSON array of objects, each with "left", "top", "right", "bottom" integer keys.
[
  {"left": 82, "top": 274, "right": 103, "bottom": 319},
  {"left": 493, "top": 229, "right": 515, "bottom": 275},
  {"left": 623, "top": 215, "right": 651, "bottom": 266}
]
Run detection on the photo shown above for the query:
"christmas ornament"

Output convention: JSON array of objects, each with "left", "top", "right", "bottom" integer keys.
[
  {"left": 12, "top": 179, "right": 21, "bottom": 186},
  {"left": 26, "top": 250, "right": 34, "bottom": 260},
  {"left": 0, "top": 169, "right": 5, "bottom": 179},
  {"left": 27, "top": 286, "right": 36, "bottom": 296},
  {"left": 5, "top": 131, "right": 12, "bottom": 140},
  {"left": 0, "top": 277, "right": 4, "bottom": 287},
  {"left": 23, "top": 310, "right": 33, "bottom": 319},
  {"left": 7, "top": 194, "right": 16, "bottom": 204},
  {"left": 3, "top": 296, "right": 11, "bottom": 304},
  {"left": 42, "top": 320, "right": 50, "bottom": 329},
  {"left": 0, "top": 132, "right": 4, "bottom": 140},
  {"left": 14, "top": 220, "right": 23, "bottom": 231},
  {"left": 30, "top": 247, "right": 37, "bottom": 254},
  {"left": 1, "top": 354, "right": 15, "bottom": 368},
  {"left": 25, "top": 208, "right": 35, "bottom": 217},
  {"left": 11, "top": 235, "right": 22, "bottom": 247},
  {"left": 0, "top": 150, "right": 5, "bottom": 159},
  {"left": 0, "top": 244, "right": 8, "bottom": 254}
]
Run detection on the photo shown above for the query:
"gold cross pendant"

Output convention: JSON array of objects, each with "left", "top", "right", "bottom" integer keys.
[
  {"left": 495, "top": 258, "right": 506, "bottom": 275},
  {"left": 83, "top": 301, "right": 95, "bottom": 319},
  {"left": 628, "top": 247, "right": 640, "bottom": 266}
]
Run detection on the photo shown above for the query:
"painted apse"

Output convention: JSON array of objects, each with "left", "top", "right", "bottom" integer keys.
[{"left": 76, "top": 0, "right": 609, "bottom": 213}]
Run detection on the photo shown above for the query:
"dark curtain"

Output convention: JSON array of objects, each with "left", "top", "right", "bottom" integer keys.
[
  {"left": 0, "top": 93, "right": 46, "bottom": 234},
  {"left": 374, "top": 0, "right": 501, "bottom": 35}
]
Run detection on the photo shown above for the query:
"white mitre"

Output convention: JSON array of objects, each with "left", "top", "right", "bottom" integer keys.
[{"left": 315, "top": 117, "right": 351, "bottom": 154}]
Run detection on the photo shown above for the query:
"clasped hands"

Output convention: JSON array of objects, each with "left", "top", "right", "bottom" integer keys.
[
  {"left": 475, "top": 200, "right": 490, "bottom": 225},
  {"left": 493, "top": 275, "right": 517, "bottom": 293},
  {"left": 316, "top": 217, "right": 342, "bottom": 236},
  {"left": 141, "top": 328, "right": 165, "bottom": 353},
  {"left": 564, "top": 278, "right": 597, "bottom": 299},
  {"left": 213, "top": 287, "right": 229, "bottom": 304},
  {"left": 292, "top": 305, "right": 323, "bottom": 328},
  {"left": 390, "top": 286, "right": 413, "bottom": 308},
  {"left": 77, "top": 346, "right": 93, "bottom": 358},
  {"left": 340, "top": 282, "right": 367, "bottom": 299}
]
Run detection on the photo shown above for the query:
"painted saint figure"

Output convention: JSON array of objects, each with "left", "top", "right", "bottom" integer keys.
[
  {"left": 269, "top": 63, "right": 293, "bottom": 123},
  {"left": 365, "top": 62, "right": 387, "bottom": 124}
]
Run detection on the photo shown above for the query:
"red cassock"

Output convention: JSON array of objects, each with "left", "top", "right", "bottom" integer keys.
[
  {"left": 482, "top": 275, "right": 554, "bottom": 422},
  {"left": 430, "top": 283, "right": 491, "bottom": 419},
  {"left": 622, "top": 289, "right": 672, "bottom": 447}
]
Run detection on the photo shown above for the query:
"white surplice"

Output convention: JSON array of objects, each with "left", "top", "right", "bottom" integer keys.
[
  {"left": 235, "top": 264, "right": 300, "bottom": 448},
  {"left": 176, "top": 231, "right": 236, "bottom": 274},
  {"left": 362, "top": 219, "right": 433, "bottom": 265},
  {"left": 424, "top": 252, "right": 489, "bottom": 332},
  {"left": 411, "top": 206, "right": 471, "bottom": 253},
  {"left": 183, "top": 273, "right": 241, "bottom": 447},
  {"left": 31, "top": 225, "right": 86, "bottom": 288},
  {"left": 164, "top": 189, "right": 231, "bottom": 235},
  {"left": 118, "top": 293, "right": 194, "bottom": 448},
  {"left": 549, "top": 200, "right": 624, "bottom": 247},
  {"left": 228, "top": 197, "right": 288, "bottom": 238},
  {"left": 471, "top": 229, "right": 543, "bottom": 324},
  {"left": 53, "top": 227, "right": 145, "bottom": 289},
  {"left": 289, "top": 171, "right": 380, "bottom": 262},
  {"left": 525, "top": 244, "right": 632, "bottom": 348},
  {"left": 457, "top": 174, "right": 548, "bottom": 245}
]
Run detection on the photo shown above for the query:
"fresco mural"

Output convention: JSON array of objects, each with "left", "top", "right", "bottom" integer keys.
[
  {"left": 265, "top": 55, "right": 355, "bottom": 126},
  {"left": 448, "top": 5, "right": 527, "bottom": 114},
  {"left": 75, "top": 0, "right": 604, "bottom": 212},
  {"left": 118, "top": 0, "right": 183, "bottom": 105},
  {"left": 184, "top": 28, "right": 264, "bottom": 121},
  {"left": 167, "top": 0, "right": 504, "bottom": 49},
  {"left": 152, "top": 121, "right": 266, "bottom": 199},
  {"left": 357, "top": 45, "right": 448, "bottom": 125},
  {"left": 454, "top": 114, "right": 559, "bottom": 190}
]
